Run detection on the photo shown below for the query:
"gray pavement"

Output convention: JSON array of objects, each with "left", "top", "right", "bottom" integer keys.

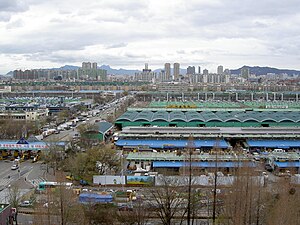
[{"left": 0, "top": 160, "right": 48, "bottom": 203}]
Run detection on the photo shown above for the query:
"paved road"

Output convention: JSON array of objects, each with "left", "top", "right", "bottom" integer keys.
[
  {"left": 44, "top": 107, "right": 113, "bottom": 142},
  {"left": 0, "top": 160, "right": 47, "bottom": 203}
]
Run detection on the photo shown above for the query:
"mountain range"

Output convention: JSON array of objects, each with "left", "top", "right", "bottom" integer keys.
[
  {"left": 5, "top": 65, "right": 300, "bottom": 76},
  {"left": 230, "top": 66, "right": 300, "bottom": 76}
]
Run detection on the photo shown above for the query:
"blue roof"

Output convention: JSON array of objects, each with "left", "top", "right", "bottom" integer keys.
[
  {"left": 79, "top": 193, "right": 113, "bottom": 203},
  {"left": 152, "top": 161, "right": 256, "bottom": 168},
  {"left": 274, "top": 161, "right": 300, "bottom": 168},
  {"left": 247, "top": 140, "right": 300, "bottom": 148},
  {"left": 115, "top": 139, "right": 229, "bottom": 149}
]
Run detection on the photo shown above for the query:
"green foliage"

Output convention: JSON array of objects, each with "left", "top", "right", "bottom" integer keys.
[{"left": 66, "top": 145, "right": 120, "bottom": 182}]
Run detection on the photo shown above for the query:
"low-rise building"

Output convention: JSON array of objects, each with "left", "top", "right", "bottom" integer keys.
[{"left": 0, "top": 108, "right": 48, "bottom": 121}]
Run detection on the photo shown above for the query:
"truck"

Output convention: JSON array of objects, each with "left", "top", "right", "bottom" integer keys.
[
  {"left": 58, "top": 124, "right": 68, "bottom": 131},
  {"left": 42, "top": 129, "right": 56, "bottom": 137}
]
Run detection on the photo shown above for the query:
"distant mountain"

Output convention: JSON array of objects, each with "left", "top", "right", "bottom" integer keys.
[
  {"left": 99, "top": 65, "right": 140, "bottom": 75},
  {"left": 7, "top": 64, "right": 300, "bottom": 77},
  {"left": 230, "top": 66, "right": 300, "bottom": 76},
  {"left": 57, "top": 65, "right": 80, "bottom": 70},
  {"left": 51, "top": 64, "right": 140, "bottom": 75}
]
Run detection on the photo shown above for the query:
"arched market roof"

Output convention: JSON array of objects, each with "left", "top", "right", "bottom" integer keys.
[
  {"left": 116, "top": 110, "right": 300, "bottom": 124},
  {"left": 169, "top": 111, "right": 186, "bottom": 121},
  {"left": 152, "top": 111, "right": 169, "bottom": 121}
]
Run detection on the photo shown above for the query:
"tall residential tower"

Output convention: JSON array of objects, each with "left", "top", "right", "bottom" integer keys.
[
  {"left": 164, "top": 63, "right": 171, "bottom": 81},
  {"left": 174, "top": 63, "right": 180, "bottom": 80}
]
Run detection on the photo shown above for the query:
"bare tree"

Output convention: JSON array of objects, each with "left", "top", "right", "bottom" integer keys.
[
  {"left": 116, "top": 197, "right": 149, "bottom": 225},
  {"left": 0, "top": 119, "right": 39, "bottom": 139},
  {"left": 222, "top": 166, "right": 267, "bottom": 225},
  {"left": 83, "top": 203, "right": 117, "bottom": 225},
  {"left": 146, "top": 176, "right": 187, "bottom": 225},
  {"left": 8, "top": 185, "right": 22, "bottom": 225},
  {"left": 265, "top": 180, "right": 300, "bottom": 225},
  {"left": 33, "top": 172, "right": 86, "bottom": 225}
]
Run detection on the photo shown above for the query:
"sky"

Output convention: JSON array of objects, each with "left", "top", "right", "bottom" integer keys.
[{"left": 1, "top": 0, "right": 300, "bottom": 74}]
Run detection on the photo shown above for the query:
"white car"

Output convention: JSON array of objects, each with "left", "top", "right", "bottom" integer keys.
[
  {"left": 11, "top": 164, "right": 19, "bottom": 170},
  {"left": 19, "top": 200, "right": 32, "bottom": 207}
]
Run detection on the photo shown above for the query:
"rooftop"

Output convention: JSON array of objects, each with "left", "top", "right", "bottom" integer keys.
[
  {"left": 117, "top": 109, "right": 300, "bottom": 123},
  {"left": 126, "top": 152, "right": 251, "bottom": 161},
  {"left": 116, "top": 139, "right": 229, "bottom": 149}
]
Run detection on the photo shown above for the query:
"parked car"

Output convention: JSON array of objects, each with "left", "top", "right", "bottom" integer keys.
[
  {"left": 80, "top": 179, "right": 88, "bottom": 186},
  {"left": 19, "top": 200, "right": 33, "bottom": 207}
]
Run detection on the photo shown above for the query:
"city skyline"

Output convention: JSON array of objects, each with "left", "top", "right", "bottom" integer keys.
[{"left": 1, "top": 0, "right": 300, "bottom": 74}]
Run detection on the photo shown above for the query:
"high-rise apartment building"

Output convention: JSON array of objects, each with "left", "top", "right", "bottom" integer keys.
[
  {"left": 224, "top": 69, "right": 231, "bottom": 75},
  {"left": 78, "top": 62, "right": 107, "bottom": 81},
  {"left": 217, "top": 65, "right": 224, "bottom": 74},
  {"left": 198, "top": 66, "right": 201, "bottom": 74},
  {"left": 174, "top": 63, "right": 180, "bottom": 80},
  {"left": 82, "top": 62, "right": 91, "bottom": 69},
  {"left": 134, "top": 63, "right": 156, "bottom": 82},
  {"left": 164, "top": 63, "right": 171, "bottom": 81},
  {"left": 92, "top": 62, "right": 98, "bottom": 69},
  {"left": 203, "top": 69, "right": 209, "bottom": 75},
  {"left": 186, "top": 66, "right": 196, "bottom": 75},
  {"left": 241, "top": 67, "right": 250, "bottom": 79}
]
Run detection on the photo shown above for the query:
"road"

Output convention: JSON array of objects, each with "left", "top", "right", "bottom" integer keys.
[
  {"left": 44, "top": 104, "right": 116, "bottom": 142},
  {"left": 0, "top": 160, "right": 49, "bottom": 203}
]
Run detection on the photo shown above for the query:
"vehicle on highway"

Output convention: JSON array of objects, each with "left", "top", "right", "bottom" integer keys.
[{"left": 11, "top": 164, "right": 19, "bottom": 170}]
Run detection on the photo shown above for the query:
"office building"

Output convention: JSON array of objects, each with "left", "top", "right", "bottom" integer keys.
[{"left": 198, "top": 66, "right": 201, "bottom": 74}]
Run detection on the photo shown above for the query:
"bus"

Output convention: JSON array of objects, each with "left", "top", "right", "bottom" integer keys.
[{"left": 38, "top": 181, "right": 73, "bottom": 191}]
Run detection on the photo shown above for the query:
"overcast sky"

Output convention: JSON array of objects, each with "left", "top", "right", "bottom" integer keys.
[{"left": 1, "top": 0, "right": 300, "bottom": 74}]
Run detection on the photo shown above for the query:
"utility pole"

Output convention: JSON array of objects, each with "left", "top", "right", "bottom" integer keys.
[
  {"left": 212, "top": 136, "right": 220, "bottom": 225},
  {"left": 186, "top": 135, "right": 195, "bottom": 225}
]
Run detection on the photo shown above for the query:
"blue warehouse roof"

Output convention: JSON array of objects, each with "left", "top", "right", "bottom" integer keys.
[
  {"left": 274, "top": 161, "right": 300, "bottom": 168},
  {"left": 115, "top": 139, "right": 229, "bottom": 149},
  {"left": 247, "top": 140, "right": 300, "bottom": 148}
]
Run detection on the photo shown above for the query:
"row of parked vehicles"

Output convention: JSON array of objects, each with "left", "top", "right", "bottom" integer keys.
[{"left": 41, "top": 118, "right": 79, "bottom": 139}]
